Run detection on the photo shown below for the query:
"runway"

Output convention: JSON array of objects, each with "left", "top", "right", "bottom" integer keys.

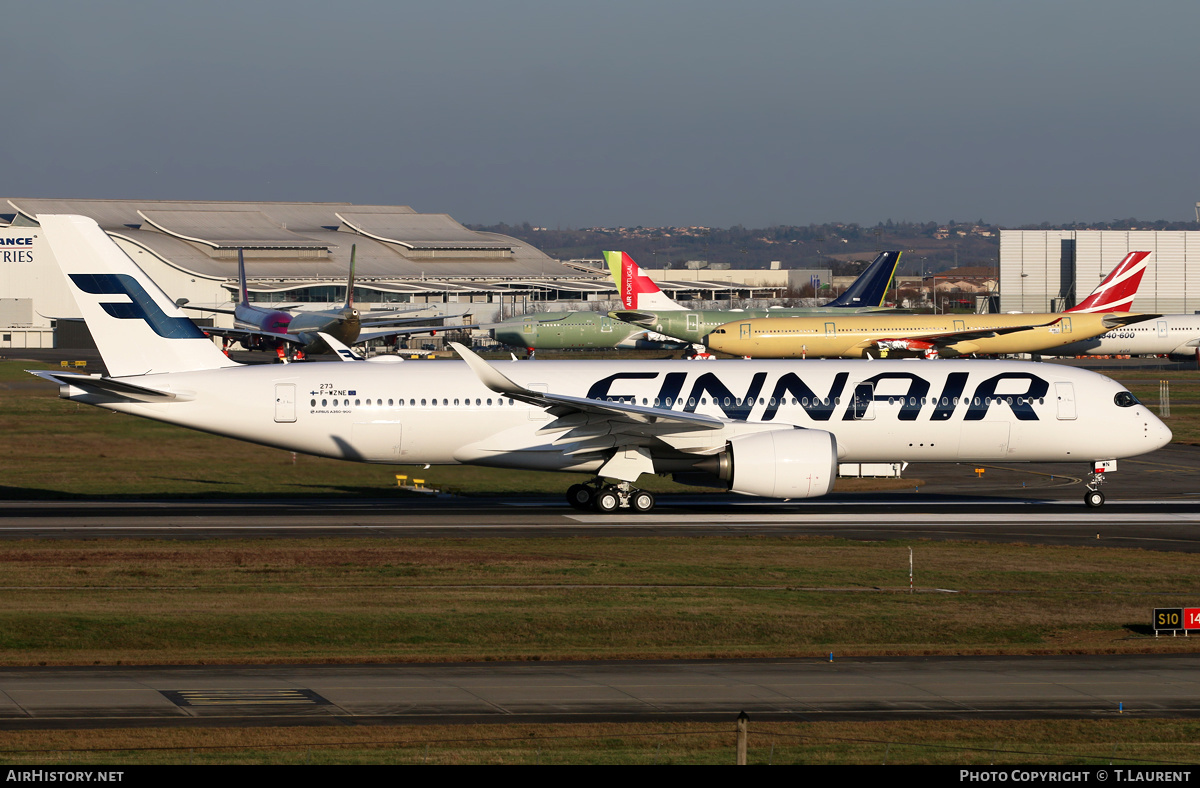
[
  {"left": 3, "top": 499, "right": 1200, "bottom": 551},
  {"left": 0, "top": 444, "right": 1197, "bottom": 548},
  {"left": 1, "top": 655, "right": 1198, "bottom": 730}
]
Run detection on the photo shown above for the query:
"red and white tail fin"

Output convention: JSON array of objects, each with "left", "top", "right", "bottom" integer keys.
[
  {"left": 1065, "top": 251, "right": 1150, "bottom": 313},
  {"left": 603, "top": 251, "right": 687, "bottom": 312}
]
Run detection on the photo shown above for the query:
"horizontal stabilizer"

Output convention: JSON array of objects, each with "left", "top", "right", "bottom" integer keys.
[
  {"left": 1102, "top": 313, "right": 1160, "bottom": 329},
  {"left": 28, "top": 370, "right": 182, "bottom": 402},
  {"left": 607, "top": 310, "right": 658, "bottom": 326}
]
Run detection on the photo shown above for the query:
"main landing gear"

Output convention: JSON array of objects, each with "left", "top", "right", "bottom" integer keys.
[
  {"left": 1084, "top": 469, "right": 1107, "bottom": 508},
  {"left": 566, "top": 481, "right": 656, "bottom": 513}
]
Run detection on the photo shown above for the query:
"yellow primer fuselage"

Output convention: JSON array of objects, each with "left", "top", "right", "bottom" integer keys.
[{"left": 707, "top": 312, "right": 1143, "bottom": 358}]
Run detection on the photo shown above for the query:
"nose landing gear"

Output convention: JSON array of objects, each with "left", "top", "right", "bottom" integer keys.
[{"left": 1084, "top": 468, "right": 1108, "bottom": 508}]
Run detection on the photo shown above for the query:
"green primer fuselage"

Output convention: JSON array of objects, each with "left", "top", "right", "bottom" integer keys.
[{"left": 492, "top": 312, "right": 684, "bottom": 350}]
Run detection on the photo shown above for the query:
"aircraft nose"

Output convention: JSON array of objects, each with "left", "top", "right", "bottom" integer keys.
[{"left": 1149, "top": 412, "right": 1173, "bottom": 450}]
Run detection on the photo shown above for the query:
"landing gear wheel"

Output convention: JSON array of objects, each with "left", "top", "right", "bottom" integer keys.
[
  {"left": 594, "top": 488, "right": 621, "bottom": 513},
  {"left": 1085, "top": 489, "right": 1105, "bottom": 508},
  {"left": 631, "top": 490, "right": 656, "bottom": 513},
  {"left": 566, "top": 484, "right": 595, "bottom": 511}
]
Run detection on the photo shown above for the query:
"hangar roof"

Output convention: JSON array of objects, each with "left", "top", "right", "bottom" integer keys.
[{"left": 5, "top": 199, "right": 594, "bottom": 283}]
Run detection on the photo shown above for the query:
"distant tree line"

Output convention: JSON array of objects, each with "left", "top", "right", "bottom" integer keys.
[{"left": 470, "top": 218, "right": 1200, "bottom": 277}]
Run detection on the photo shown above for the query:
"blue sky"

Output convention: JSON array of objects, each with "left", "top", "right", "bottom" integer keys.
[{"left": 5, "top": 1, "right": 1197, "bottom": 227}]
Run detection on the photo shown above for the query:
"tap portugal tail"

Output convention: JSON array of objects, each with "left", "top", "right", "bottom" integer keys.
[{"left": 604, "top": 251, "right": 688, "bottom": 312}]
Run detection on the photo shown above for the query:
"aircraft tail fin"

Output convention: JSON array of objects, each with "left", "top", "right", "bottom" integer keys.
[
  {"left": 39, "top": 214, "right": 240, "bottom": 377},
  {"left": 237, "top": 248, "right": 251, "bottom": 306},
  {"left": 824, "top": 251, "right": 901, "bottom": 308},
  {"left": 603, "top": 251, "right": 687, "bottom": 312},
  {"left": 1065, "top": 251, "right": 1150, "bottom": 313}
]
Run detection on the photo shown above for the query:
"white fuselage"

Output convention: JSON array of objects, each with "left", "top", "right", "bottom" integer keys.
[
  {"left": 63, "top": 358, "right": 1170, "bottom": 472},
  {"left": 1048, "top": 314, "right": 1200, "bottom": 358}
]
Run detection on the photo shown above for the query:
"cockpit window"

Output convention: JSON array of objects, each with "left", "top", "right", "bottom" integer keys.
[{"left": 1114, "top": 391, "right": 1140, "bottom": 408}]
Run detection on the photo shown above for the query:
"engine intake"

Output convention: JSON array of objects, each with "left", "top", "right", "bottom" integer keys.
[{"left": 694, "top": 428, "right": 838, "bottom": 499}]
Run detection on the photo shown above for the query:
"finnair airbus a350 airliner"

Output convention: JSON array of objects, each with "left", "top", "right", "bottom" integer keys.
[{"left": 32, "top": 215, "right": 1171, "bottom": 511}]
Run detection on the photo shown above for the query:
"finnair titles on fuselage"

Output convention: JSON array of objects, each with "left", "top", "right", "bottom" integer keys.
[
  {"left": 31, "top": 215, "right": 1172, "bottom": 512},
  {"left": 288, "top": 359, "right": 1164, "bottom": 466}
]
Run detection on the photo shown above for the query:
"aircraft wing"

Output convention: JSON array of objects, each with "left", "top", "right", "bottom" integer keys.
[
  {"left": 179, "top": 304, "right": 238, "bottom": 316},
  {"left": 356, "top": 322, "right": 510, "bottom": 345},
  {"left": 360, "top": 305, "right": 437, "bottom": 318},
  {"left": 913, "top": 314, "right": 1160, "bottom": 347},
  {"left": 359, "top": 315, "right": 450, "bottom": 329},
  {"left": 450, "top": 342, "right": 723, "bottom": 437},
  {"left": 859, "top": 318, "right": 1066, "bottom": 352},
  {"left": 201, "top": 325, "right": 306, "bottom": 346}
]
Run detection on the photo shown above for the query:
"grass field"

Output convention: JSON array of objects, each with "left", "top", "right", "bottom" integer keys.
[
  {"left": 1, "top": 719, "right": 1198, "bottom": 765},
  {"left": 0, "top": 536, "right": 1196, "bottom": 665}
]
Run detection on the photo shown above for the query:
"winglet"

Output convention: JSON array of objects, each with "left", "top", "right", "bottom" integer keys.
[
  {"left": 238, "top": 249, "right": 250, "bottom": 306},
  {"left": 345, "top": 244, "right": 357, "bottom": 309},
  {"left": 317, "top": 332, "right": 365, "bottom": 361},
  {"left": 450, "top": 342, "right": 526, "bottom": 396}
]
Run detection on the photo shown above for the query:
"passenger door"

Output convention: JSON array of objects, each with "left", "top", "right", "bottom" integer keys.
[
  {"left": 274, "top": 384, "right": 296, "bottom": 423},
  {"left": 1055, "top": 382, "right": 1077, "bottom": 420}
]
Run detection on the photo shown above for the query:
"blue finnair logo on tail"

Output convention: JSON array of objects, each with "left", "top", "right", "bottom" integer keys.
[{"left": 69, "top": 273, "right": 208, "bottom": 339}]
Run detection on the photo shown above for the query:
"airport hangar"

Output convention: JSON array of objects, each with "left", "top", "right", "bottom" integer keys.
[
  {"left": 0, "top": 199, "right": 801, "bottom": 350},
  {"left": 999, "top": 228, "right": 1200, "bottom": 314}
]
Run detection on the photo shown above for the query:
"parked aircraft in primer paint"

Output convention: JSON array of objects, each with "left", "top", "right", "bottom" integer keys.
[
  {"left": 490, "top": 250, "right": 686, "bottom": 351},
  {"left": 489, "top": 250, "right": 901, "bottom": 352},
  {"left": 706, "top": 252, "right": 1155, "bottom": 360},
  {"left": 607, "top": 249, "right": 903, "bottom": 346},
  {"left": 183, "top": 246, "right": 450, "bottom": 360},
  {"left": 31, "top": 216, "right": 1170, "bottom": 511}
]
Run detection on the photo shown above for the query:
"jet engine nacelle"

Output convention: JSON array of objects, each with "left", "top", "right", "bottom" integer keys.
[
  {"left": 1167, "top": 348, "right": 1200, "bottom": 364},
  {"left": 725, "top": 428, "right": 838, "bottom": 499}
]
